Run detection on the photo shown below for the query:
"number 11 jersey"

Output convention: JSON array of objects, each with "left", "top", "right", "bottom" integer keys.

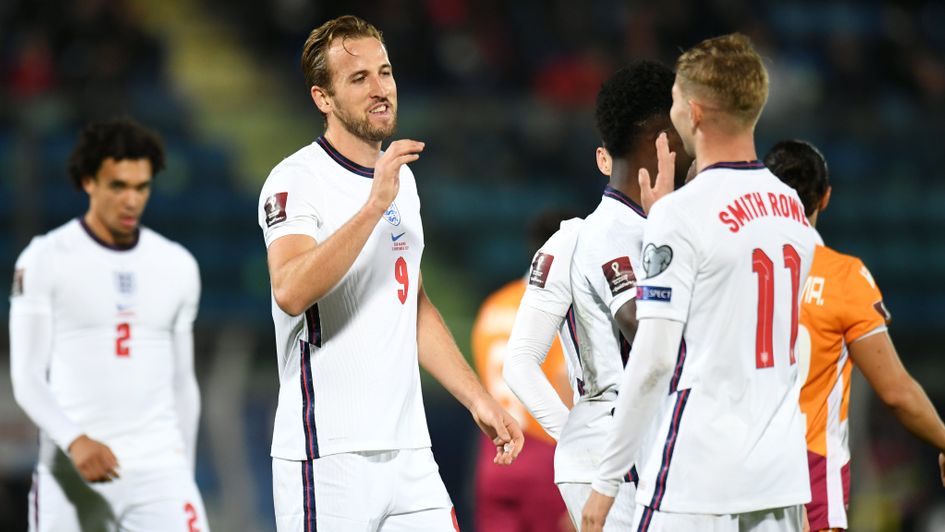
[
  {"left": 632, "top": 162, "right": 816, "bottom": 514},
  {"left": 258, "top": 136, "right": 430, "bottom": 461}
]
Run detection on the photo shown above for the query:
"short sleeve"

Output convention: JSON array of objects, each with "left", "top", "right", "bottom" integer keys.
[
  {"left": 842, "top": 259, "right": 889, "bottom": 344},
  {"left": 9, "top": 237, "right": 54, "bottom": 316},
  {"left": 578, "top": 224, "right": 642, "bottom": 318},
  {"left": 634, "top": 199, "right": 697, "bottom": 323},
  {"left": 258, "top": 165, "right": 322, "bottom": 247},
  {"left": 521, "top": 224, "right": 579, "bottom": 317}
]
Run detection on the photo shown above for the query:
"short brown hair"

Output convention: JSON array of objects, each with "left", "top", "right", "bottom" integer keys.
[
  {"left": 301, "top": 15, "right": 384, "bottom": 94},
  {"left": 675, "top": 33, "right": 768, "bottom": 127}
]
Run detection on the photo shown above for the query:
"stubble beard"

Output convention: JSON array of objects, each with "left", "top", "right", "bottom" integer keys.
[{"left": 334, "top": 105, "right": 397, "bottom": 144}]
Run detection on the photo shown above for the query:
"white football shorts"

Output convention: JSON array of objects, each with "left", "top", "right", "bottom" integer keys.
[
  {"left": 273, "top": 447, "right": 457, "bottom": 531},
  {"left": 557, "top": 481, "right": 636, "bottom": 531}
]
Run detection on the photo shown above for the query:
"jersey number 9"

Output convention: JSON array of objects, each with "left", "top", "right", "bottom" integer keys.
[{"left": 394, "top": 257, "right": 409, "bottom": 304}]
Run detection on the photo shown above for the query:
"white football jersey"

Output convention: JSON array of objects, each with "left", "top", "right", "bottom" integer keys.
[
  {"left": 633, "top": 161, "right": 815, "bottom": 513},
  {"left": 520, "top": 217, "right": 583, "bottom": 396},
  {"left": 10, "top": 219, "right": 199, "bottom": 473},
  {"left": 558, "top": 187, "right": 646, "bottom": 484},
  {"left": 258, "top": 136, "right": 430, "bottom": 460}
]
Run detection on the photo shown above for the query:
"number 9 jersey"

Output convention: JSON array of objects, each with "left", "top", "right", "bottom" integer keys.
[
  {"left": 632, "top": 162, "right": 817, "bottom": 514},
  {"left": 257, "top": 136, "right": 431, "bottom": 461}
]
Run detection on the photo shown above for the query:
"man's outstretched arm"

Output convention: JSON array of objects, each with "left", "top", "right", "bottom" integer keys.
[
  {"left": 417, "top": 276, "right": 524, "bottom": 464},
  {"left": 851, "top": 331, "right": 945, "bottom": 485}
]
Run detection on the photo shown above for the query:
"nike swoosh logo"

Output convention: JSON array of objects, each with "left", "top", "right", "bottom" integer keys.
[{"left": 391, "top": 232, "right": 406, "bottom": 241}]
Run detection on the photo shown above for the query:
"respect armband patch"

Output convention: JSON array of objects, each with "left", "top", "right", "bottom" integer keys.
[{"left": 636, "top": 285, "right": 672, "bottom": 302}]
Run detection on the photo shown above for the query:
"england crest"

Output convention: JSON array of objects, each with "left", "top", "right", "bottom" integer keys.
[{"left": 384, "top": 202, "right": 401, "bottom": 226}]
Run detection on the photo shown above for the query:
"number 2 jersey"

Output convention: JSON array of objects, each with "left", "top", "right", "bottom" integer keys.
[
  {"left": 632, "top": 162, "right": 816, "bottom": 513},
  {"left": 257, "top": 136, "right": 430, "bottom": 461},
  {"left": 9, "top": 219, "right": 199, "bottom": 473}
]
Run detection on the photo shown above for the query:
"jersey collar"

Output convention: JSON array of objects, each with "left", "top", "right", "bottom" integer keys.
[
  {"left": 315, "top": 136, "right": 375, "bottom": 179},
  {"left": 603, "top": 186, "right": 646, "bottom": 218},
  {"left": 78, "top": 217, "right": 140, "bottom": 251},
  {"left": 700, "top": 160, "right": 766, "bottom": 172}
]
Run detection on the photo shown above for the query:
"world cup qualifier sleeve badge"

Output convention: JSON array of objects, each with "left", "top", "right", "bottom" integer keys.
[
  {"left": 264, "top": 192, "right": 288, "bottom": 227},
  {"left": 601, "top": 256, "right": 635, "bottom": 296},
  {"left": 529, "top": 252, "right": 554, "bottom": 288}
]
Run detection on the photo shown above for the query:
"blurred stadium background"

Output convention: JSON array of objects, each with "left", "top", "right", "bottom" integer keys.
[{"left": 1, "top": 0, "right": 944, "bottom": 530}]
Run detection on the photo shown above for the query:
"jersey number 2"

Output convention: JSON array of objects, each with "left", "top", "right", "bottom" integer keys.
[
  {"left": 394, "top": 257, "right": 409, "bottom": 304},
  {"left": 116, "top": 323, "right": 131, "bottom": 357},
  {"left": 184, "top": 502, "right": 200, "bottom": 532},
  {"left": 751, "top": 245, "right": 800, "bottom": 369}
]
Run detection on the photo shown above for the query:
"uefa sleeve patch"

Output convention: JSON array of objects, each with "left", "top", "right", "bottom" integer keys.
[
  {"left": 642, "top": 244, "right": 673, "bottom": 279},
  {"left": 264, "top": 192, "right": 289, "bottom": 227},
  {"left": 602, "top": 256, "right": 636, "bottom": 296},
  {"left": 529, "top": 252, "right": 555, "bottom": 288},
  {"left": 637, "top": 285, "right": 672, "bottom": 302}
]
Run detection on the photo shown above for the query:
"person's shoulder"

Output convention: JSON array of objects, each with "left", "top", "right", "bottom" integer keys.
[
  {"left": 20, "top": 220, "right": 81, "bottom": 258},
  {"left": 139, "top": 228, "right": 199, "bottom": 271},
  {"left": 815, "top": 244, "right": 860, "bottom": 272},
  {"left": 543, "top": 217, "right": 584, "bottom": 251},
  {"left": 15, "top": 234, "right": 51, "bottom": 266},
  {"left": 262, "top": 142, "right": 322, "bottom": 188},
  {"left": 817, "top": 244, "right": 875, "bottom": 288}
]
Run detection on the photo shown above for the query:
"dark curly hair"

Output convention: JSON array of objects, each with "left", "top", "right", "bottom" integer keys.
[
  {"left": 595, "top": 60, "right": 675, "bottom": 159},
  {"left": 763, "top": 140, "right": 829, "bottom": 217},
  {"left": 67, "top": 117, "right": 166, "bottom": 190}
]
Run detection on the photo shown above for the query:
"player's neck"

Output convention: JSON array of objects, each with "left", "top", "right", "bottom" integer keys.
[
  {"left": 694, "top": 130, "right": 757, "bottom": 173},
  {"left": 323, "top": 127, "right": 382, "bottom": 168},
  {"left": 607, "top": 158, "right": 643, "bottom": 206},
  {"left": 82, "top": 211, "right": 136, "bottom": 248},
  {"left": 808, "top": 211, "right": 819, "bottom": 227}
]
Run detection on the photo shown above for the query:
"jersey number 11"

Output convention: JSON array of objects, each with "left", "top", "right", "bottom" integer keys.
[{"left": 752, "top": 245, "right": 800, "bottom": 369}]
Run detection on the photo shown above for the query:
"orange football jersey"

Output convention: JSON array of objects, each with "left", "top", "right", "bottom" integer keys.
[
  {"left": 472, "top": 279, "right": 571, "bottom": 445},
  {"left": 797, "top": 244, "right": 890, "bottom": 530}
]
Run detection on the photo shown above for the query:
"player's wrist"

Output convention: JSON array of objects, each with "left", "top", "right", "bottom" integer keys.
[
  {"left": 361, "top": 198, "right": 388, "bottom": 221},
  {"left": 67, "top": 434, "right": 90, "bottom": 454}
]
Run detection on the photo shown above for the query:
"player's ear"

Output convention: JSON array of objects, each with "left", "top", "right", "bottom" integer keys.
[
  {"left": 820, "top": 186, "right": 832, "bottom": 212},
  {"left": 687, "top": 99, "right": 703, "bottom": 130},
  {"left": 81, "top": 175, "right": 96, "bottom": 195},
  {"left": 596, "top": 147, "right": 612, "bottom": 177},
  {"left": 311, "top": 85, "right": 332, "bottom": 114}
]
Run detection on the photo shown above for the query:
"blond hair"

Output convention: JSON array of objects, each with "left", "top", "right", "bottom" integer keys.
[
  {"left": 675, "top": 33, "right": 768, "bottom": 127},
  {"left": 301, "top": 15, "right": 384, "bottom": 94}
]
